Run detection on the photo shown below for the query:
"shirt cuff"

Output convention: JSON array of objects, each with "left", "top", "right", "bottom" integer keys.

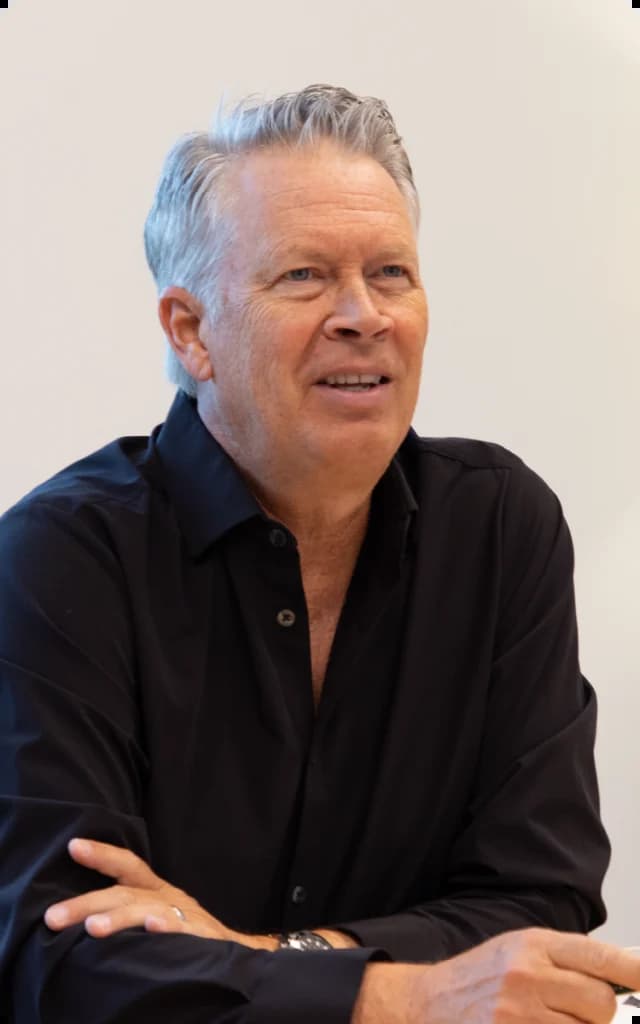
[{"left": 245, "top": 946, "right": 390, "bottom": 1024}]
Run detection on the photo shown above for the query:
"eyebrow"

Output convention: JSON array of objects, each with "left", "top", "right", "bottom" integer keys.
[{"left": 268, "top": 245, "right": 418, "bottom": 266}]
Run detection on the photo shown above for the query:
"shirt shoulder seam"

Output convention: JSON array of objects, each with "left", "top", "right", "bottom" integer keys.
[{"left": 411, "top": 435, "right": 523, "bottom": 472}]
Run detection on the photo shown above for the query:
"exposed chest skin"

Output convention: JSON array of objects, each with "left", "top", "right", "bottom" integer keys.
[{"left": 301, "top": 549, "right": 361, "bottom": 709}]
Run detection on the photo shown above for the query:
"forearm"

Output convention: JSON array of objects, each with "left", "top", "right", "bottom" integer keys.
[
  {"left": 341, "top": 674, "right": 608, "bottom": 965},
  {"left": 353, "top": 929, "right": 640, "bottom": 1024},
  {"left": 10, "top": 925, "right": 379, "bottom": 1024},
  {"left": 351, "top": 963, "right": 427, "bottom": 1024},
  {"left": 11, "top": 927, "right": 246, "bottom": 1023},
  {"left": 338, "top": 883, "right": 593, "bottom": 963}
]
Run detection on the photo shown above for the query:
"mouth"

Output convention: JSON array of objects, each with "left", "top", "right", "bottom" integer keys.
[{"left": 314, "top": 373, "right": 391, "bottom": 393}]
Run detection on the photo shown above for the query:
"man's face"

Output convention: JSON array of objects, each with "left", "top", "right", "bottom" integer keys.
[{"left": 198, "top": 141, "right": 428, "bottom": 479}]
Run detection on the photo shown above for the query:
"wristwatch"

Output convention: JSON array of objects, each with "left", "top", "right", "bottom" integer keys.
[{"left": 278, "top": 930, "right": 333, "bottom": 951}]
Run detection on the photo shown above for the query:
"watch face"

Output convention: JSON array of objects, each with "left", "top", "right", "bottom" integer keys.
[{"left": 284, "top": 930, "right": 332, "bottom": 951}]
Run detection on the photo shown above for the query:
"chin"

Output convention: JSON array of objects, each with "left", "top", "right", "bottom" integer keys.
[{"left": 313, "top": 423, "right": 401, "bottom": 465}]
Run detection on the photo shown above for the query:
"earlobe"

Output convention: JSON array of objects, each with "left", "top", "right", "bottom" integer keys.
[
  {"left": 186, "top": 342, "right": 214, "bottom": 383},
  {"left": 158, "top": 287, "right": 214, "bottom": 383}
]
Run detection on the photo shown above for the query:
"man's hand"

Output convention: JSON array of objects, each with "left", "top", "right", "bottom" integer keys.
[
  {"left": 354, "top": 928, "right": 637, "bottom": 1023},
  {"left": 44, "top": 838, "right": 277, "bottom": 950}
]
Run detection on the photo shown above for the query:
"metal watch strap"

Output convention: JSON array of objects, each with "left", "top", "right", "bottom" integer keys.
[{"left": 278, "top": 930, "right": 333, "bottom": 951}]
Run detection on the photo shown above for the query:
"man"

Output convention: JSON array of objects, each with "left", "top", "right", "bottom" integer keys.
[{"left": 0, "top": 84, "right": 635, "bottom": 1022}]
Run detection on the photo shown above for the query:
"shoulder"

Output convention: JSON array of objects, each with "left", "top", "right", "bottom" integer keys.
[
  {"left": 0, "top": 433, "right": 161, "bottom": 575},
  {"left": 8, "top": 434, "right": 155, "bottom": 516},
  {"left": 404, "top": 431, "right": 560, "bottom": 509},
  {"left": 0, "top": 433, "right": 161, "bottom": 643},
  {"left": 408, "top": 432, "right": 529, "bottom": 472},
  {"left": 2, "top": 433, "right": 158, "bottom": 524},
  {"left": 0, "top": 439, "right": 154, "bottom": 719},
  {"left": 402, "top": 434, "right": 575, "bottom": 624},
  {"left": 400, "top": 432, "right": 568, "bottom": 566}
]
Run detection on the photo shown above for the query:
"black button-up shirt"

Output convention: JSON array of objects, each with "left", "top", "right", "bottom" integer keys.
[{"left": 0, "top": 393, "right": 610, "bottom": 1023}]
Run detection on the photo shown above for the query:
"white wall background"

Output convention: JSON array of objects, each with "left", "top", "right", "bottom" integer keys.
[{"left": 1, "top": 0, "right": 638, "bottom": 944}]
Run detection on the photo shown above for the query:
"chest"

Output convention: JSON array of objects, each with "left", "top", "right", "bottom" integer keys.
[
  {"left": 142, "top": 540, "right": 487, "bottom": 934},
  {"left": 303, "top": 569, "right": 352, "bottom": 709}
]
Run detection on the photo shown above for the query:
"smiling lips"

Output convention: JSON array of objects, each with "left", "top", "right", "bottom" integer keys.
[{"left": 316, "top": 372, "right": 391, "bottom": 392}]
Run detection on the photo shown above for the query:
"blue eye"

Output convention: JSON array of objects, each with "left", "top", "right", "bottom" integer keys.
[
  {"left": 285, "top": 268, "right": 313, "bottom": 281},
  {"left": 381, "top": 265, "right": 406, "bottom": 277}
]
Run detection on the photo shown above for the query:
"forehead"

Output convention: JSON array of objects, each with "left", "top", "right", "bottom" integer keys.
[{"left": 222, "top": 142, "right": 416, "bottom": 253}]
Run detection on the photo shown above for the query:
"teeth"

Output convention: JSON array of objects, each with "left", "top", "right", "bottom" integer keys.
[{"left": 324, "top": 373, "right": 382, "bottom": 385}]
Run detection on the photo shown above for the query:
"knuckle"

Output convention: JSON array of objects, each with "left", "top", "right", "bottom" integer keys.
[
  {"left": 502, "top": 960, "right": 536, "bottom": 998},
  {"left": 168, "top": 886, "right": 188, "bottom": 905},
  {"left": 505, "top": 927, "right": 545, "bottom": 957},
  {"left": 586, "top": 941, "right": 611, "bottom": 975},
  {"left": 517, "top": 926, "right": 547, "bottom": 948},
  {"left": 124, "top": 849, "right": 142, "bottom": 871},
  {"left": 111, "top": 905, "right": 135, "bottom": 925}
]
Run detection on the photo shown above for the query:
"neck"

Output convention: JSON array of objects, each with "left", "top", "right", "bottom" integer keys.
[
  {"left": 196, "top": 398, "right": 391, "bottom": 555},
  {"left": 228, "top": 446, "right": 379, "bottom": 556},
  {"left": 262, "top": 488, "right": 371, "bottom": 556}
]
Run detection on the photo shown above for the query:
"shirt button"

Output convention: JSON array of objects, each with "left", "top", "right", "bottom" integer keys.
[
  {"left": 291, "top": 885, "right": 307, "bottom": 905},
  {"left": 269, "top": 528, "right": 287, "bottom": 548},
  {"left": 277, "top": 609, "right": 296, "bottom": 627}
]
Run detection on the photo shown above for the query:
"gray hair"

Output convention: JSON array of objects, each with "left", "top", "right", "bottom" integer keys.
[{"left": 144, "top": 84, "right": 420, "bottom": 396}]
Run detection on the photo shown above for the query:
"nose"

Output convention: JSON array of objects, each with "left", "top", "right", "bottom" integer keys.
[{"left": 323, "top": 280, "right": 393, "bottom": 341}]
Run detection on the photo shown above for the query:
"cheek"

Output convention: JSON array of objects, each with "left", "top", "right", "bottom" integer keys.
[
  {"left": 399, "top": 313, "right": 428, "bottom": 363},
  {"left": 214, "top": 305, "right": 266, "bottom": 382},
  {"left": 402, "top": 288, "right": 429, "bottom": 333},
  {"left": 253, "top": 308, "right": 319, "bottom": 378}
]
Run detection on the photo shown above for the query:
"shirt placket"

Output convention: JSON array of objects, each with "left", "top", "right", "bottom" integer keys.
[{"left": 257, "top": 521, "right": 338, "bottom": 929}]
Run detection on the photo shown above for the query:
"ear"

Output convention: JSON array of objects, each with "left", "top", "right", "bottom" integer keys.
[{"left": 158, "top": 287, "right": 214, "bottom": 383}]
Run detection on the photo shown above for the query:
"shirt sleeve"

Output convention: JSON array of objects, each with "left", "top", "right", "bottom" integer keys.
[
  {"left": 0, "top": 500, "right": 383, "bottom": 1023},
  {"left": 335, "top": 459, "right": 611, "bottom": 962}
]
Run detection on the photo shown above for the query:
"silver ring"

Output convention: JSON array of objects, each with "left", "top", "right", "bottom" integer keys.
[{"left": 170, "top": 905, "right": 186, "bottom": 922}]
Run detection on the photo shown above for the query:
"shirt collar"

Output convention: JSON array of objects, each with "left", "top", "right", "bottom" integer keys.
[
  {"left": 153, "top": 392, "right": 262, "bottom": 558},
  {"left": 366, "top": 430, "right": 419, "bottom": 578},
  {"left": 153, "top": 391, "right": 418, "bottom": 562}
]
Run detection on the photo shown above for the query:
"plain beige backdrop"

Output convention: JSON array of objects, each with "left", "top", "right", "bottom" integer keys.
[{"left": 1, "top": 0, "right": 638, "bottom": 944}]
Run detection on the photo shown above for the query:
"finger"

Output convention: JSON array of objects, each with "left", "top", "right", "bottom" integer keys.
[
  {"left": 549, "top": 932, "right": 640, "bottom": 993},
  {"left": 542, "top": 968, "right": 617, "bottom": 1024},
  {"left": 545, "top": 1014, "right": 592, "bottom": 1023},
  {"left": 144, "top": 910, "right": 225, "bottom": 941},
  {"left": 68, "top": 838, "right": 159, "bottom": 888},
  {"left": 84, "top": 902, "right": 186, "bottom": 939},
  {"left": 45, "top": 885, "right": 128, "bottom": 930}
]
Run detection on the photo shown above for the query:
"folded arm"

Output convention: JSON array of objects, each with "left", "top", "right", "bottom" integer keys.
[
  {"left": 335, "top": 464, "right": 609, "bottom": 961},
  {"left": 0, "top": 503, "right": 376, "bottom": 1023},
  {"left": 0, "top": 460, "right": 610, "bottom": 1018}
]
